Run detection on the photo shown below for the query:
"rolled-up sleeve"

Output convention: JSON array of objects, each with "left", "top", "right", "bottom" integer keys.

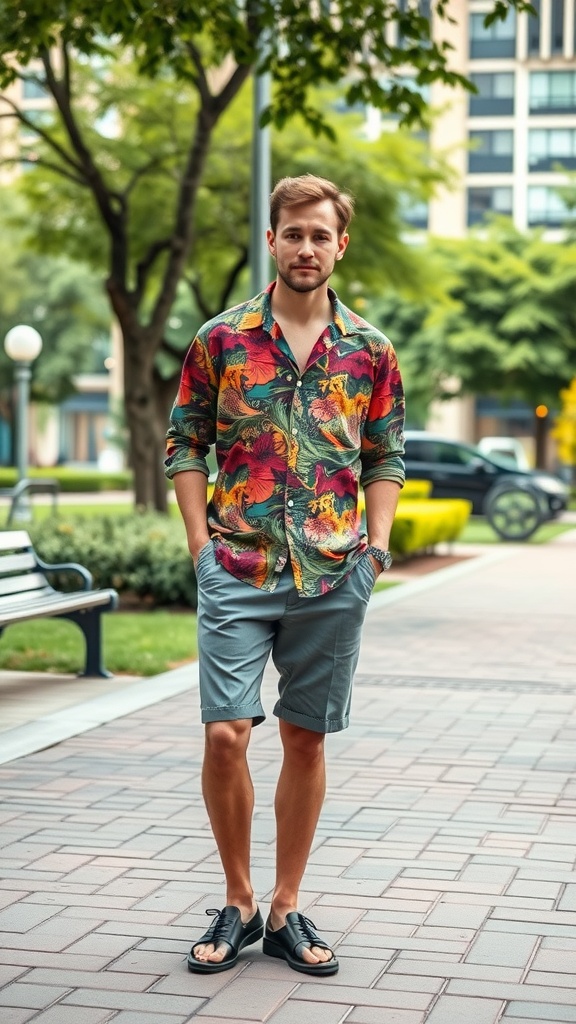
[
  {"left": 360, "top": 342, "right": 405, "bottom": 488},
  {"left": 165, "top": 332, "right": 218, "bottom": 479}
]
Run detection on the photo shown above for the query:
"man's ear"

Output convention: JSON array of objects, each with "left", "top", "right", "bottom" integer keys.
[
  {"left": 336, "top": 232, "right": 349, "bottom": 260},
  {"left": 266, "top": 228, "right": 276, "bottom": 258}
]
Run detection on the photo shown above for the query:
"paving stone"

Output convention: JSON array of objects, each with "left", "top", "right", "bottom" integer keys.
[
  {"left": 0, "top": 983, "right": 72, "bottom": 1009},
  {"left": 0, "top": 903, "right": 60, "bottom": 933},
  {"left": 193, "top": 977, "right": 297, "bottom": 1019},
  {"left": 425, "top": 995, "right": 504, "bottom": 1023},
  {"left": 0, "top": 1010, "right": 38, "bottom": 1024},
  {"left": 346, "top": 1010, "right": 425, "bottom": 1024},
  {"left": 267, "top": 1000, "right": 353, "bottom": 1024},
  {"left": 465, "top": 931, "right": 538, "bottom": 968},
  {"left": 22, "top": 1008, "right": 113, "bottom": 1024},
  {"left": 504, "top": 1006, "right": 576, "bottom": 1022}
]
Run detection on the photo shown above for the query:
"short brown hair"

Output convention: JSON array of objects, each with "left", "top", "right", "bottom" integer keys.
[{"left": 269, "top": 174, "right": 355, "bottom": 235}]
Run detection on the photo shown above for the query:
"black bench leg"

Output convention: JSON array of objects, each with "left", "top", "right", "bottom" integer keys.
[{"left": 61, "top": 609, "right": 113, "bottom": 678}]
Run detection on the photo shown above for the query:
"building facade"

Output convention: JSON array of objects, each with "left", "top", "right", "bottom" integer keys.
[{"left": 428, "top": 0, "right": 576, "bottom": 239}]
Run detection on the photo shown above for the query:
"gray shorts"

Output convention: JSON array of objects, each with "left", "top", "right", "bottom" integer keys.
[{"left": 195, "top": 541, "right": 376, "bottom": 734}]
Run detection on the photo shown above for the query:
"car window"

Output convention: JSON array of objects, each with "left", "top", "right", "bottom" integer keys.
[
  {"left": 404, "top": 439, "right": 431, "bottom": 461},
  {"left": 436, "top": 442, "right": 479, "bottom": 466}
]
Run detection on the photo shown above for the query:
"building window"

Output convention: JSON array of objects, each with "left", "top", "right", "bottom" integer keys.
[
  {"left": 551, "top": 0, "right": 565, "bottom": 54},
  {"left": 470, "top": 11, "right": 516, "bottom": 59},
  {"left": 469, "top": 73, "right": 515, "bottom": 116},
  {"left": 400, "top": 198, "right": 429, "bottom": 230},
  {"left": 530, "top": 71, "right": 576, "bottom": 113},
  {"left": 528, "top": 0, "right": 541, "bottom": 55},
  {"left": 527, "top": 186, "right": 568, "bottom": 226},
  {"left": 469, "top": 130, "right": 514, "bottom": 173},
  {"left": 529, "top": 128, "right": 576, "bottom": 171},
  {"left": 468, "top": 186, "right": 513, "bottom": 226},
  {"left": 22, "top": 77, "right": 47, "bottom": 100},
  {"left": 18, "top": 107, "right": 53, "bottom": 140}
]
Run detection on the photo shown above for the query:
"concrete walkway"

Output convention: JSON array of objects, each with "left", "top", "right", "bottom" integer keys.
[{"left": 0, "top": 534, "right": 575, "bottom": 1023}]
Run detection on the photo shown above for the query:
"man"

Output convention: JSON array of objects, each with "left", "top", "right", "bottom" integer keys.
[{"left": 165, "top": 174, "right": 405, "bottom": 976}]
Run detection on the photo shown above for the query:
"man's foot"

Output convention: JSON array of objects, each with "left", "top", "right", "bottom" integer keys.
[
  {"left": 263, "top": 911, "right": 339, "bottom": 975},
  {"left": 187, "top": 905, "right": 263, "bottom": 973}
]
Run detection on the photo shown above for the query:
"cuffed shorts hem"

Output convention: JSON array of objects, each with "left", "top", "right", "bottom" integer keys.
[
  {"left": 201, "top": 702, "right": 266, "bottom": 727},
  {"left": 273, "top": 700, "right": 349, "bottom": 735}
]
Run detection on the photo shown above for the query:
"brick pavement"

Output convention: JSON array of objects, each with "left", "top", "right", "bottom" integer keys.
[{"left": 0, "top": 534, "right": 575, "bottom": 1023}]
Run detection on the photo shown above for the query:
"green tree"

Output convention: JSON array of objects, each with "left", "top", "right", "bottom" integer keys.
[
  {"left": 0, "top": 197, "right": 111, "bottom": 456},
  {"left": 0, "top": 0, "right": 533, "bottom": 508},
  {"left": 371, "top": 220, "right": 576, "bottom": 423}
]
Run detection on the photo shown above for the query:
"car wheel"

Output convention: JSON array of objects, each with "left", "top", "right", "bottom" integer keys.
[{"left": 483, "top": 479, "right": 548, "bottom": 542}]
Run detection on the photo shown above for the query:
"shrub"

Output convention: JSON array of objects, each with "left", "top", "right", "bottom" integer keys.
[
  {"left": 0, "top": 467, "right": 133, "bottom": 492},
  {"left": 29, "top": 512, "right": 197, "bottom": 608}
]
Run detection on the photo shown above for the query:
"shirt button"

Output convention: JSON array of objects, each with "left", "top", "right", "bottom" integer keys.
[
  {"left": 287, "top": 499, "right": 294, "bottom": 507},
  {"left": 296, "top": 380, "right": 302, "bottom": 387},
  {"left": 292, "top": 428, "right": 297, "bottom": 435},
  {"left": 287, "top": 375, "right": 293, "bottom": 382}
]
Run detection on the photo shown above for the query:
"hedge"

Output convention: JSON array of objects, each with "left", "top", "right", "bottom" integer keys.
[
  {"left": 358, "top": 481, "right": 471, "bottom": 558},
  {"left": 389, "top": 498, "right": 472, "bottom": 557},
  {"left": 28, "top": 512, "right": 197, "bottom": 608},
  {"left": 0, "top": 467, "right": 133, "bottom": 492}
]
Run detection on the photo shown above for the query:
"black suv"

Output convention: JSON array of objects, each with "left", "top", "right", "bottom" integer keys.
[{"left": 403, "top": 431, "right": 568, "bottom": 521}]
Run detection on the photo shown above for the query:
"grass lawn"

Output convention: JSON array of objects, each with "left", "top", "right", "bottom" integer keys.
[
  {"left": 0, "top": 610, "right": 198, "bottom": 677},
  {"left": 459, "top": 517, "right": 574, "bottom": 545}
]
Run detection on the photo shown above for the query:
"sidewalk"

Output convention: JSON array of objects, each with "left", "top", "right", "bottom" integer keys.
[{"left": 0, "top": 534, "right": 575, "bottom": 1023}]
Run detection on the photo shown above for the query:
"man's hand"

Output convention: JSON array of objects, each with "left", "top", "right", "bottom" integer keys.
[{"left": 367, "top": 553, "right": 382, "bottom": 579}]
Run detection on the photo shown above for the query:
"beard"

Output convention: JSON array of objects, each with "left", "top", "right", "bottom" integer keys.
[{"left": 277, "top": 263, "right": 333, "bottom": 294}]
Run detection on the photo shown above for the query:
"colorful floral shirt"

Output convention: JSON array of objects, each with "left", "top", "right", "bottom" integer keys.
[{"left": 165, "top": 284, "right": 405, "bottom": 597}]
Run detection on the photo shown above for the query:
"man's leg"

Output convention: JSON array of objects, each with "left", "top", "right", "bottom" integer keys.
[
  {"left": 269, "top": 720, "right": 333, "bottom": 964},
  {"left": 192, "top": 718, "right": 258, "bottom": 964},
  {"left": 265, "top": 558, "right": 376, "bottom": 967}
]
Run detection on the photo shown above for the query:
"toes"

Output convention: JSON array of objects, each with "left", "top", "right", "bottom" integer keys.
[
  {"left": 192, "top": 942, "right": 217, "bottom": 962},
  {"left": 207, "top": 943, "right": 228, "bottom": 963},
  {"left": 301, "top": 945, "right": 333, "bottom": 964}
]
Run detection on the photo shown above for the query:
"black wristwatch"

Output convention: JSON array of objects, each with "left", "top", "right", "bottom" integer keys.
[{"left": 366, "top": 545, "right": 393, "bottom": 572}]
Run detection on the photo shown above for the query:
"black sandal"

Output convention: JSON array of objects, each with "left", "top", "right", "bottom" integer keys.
[
  {"left": 263, "top": 912, "right": 339, "bottom": 975},
  {"left": 187, "top": 906, "right": 264, "bottom": 973}
]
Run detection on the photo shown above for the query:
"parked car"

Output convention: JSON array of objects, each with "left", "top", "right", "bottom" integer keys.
[
  {"left": 403, "top": 430, "right": 568, "bottom": 519},
  {"left": 477, "top": 435, "right": 530, "bottom": 471}
]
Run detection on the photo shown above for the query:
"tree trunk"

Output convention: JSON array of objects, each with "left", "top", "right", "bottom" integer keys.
[{"left": 121, "top": 325, "right": 170, "bottom": 511}]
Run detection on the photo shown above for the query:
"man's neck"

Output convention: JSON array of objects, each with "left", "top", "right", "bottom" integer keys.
[{"left": 270, "top": 277, "right": 333, "bottom": 325}]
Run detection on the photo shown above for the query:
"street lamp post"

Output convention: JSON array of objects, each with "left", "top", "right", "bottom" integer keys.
[{"left": 4, "top": 325, "right": 43, "bottom": 521}]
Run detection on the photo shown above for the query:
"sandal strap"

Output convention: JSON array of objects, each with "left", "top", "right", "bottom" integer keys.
[
  {"left": 193, "top": 907, "right": 234, "bottom": 951},
  {"left": 288, "top": 913, "right": 334, "bottom": 955}
]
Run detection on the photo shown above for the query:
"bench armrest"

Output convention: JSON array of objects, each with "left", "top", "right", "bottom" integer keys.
[{"left": 35, "top": 555, "right": 94, "bottom": 591}]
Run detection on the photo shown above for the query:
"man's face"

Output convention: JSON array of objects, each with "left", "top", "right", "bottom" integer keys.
[{"left": 266, "top": 199, "right": 349, "bottom": 294}]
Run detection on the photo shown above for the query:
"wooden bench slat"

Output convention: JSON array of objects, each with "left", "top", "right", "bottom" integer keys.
[
  {"left": 0, "top": 552, "right": 37, "bottom": 576},
  {"left": 0, "top": 573, "right": 51, "bottom": 599},
  {"left": 0, "top": 531, "right": 32, "bottom": 553},
  {"left": 0, "top": 589, "right": 117, "bottom": 625}
]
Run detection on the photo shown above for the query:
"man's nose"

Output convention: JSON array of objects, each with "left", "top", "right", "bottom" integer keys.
[{"left": 298, "top": 238, "right": 314, "bottom": 257}]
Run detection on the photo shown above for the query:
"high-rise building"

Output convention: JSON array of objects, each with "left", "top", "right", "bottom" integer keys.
[{"left": 428, "top": 0, "right": 576, "bottom": 237}]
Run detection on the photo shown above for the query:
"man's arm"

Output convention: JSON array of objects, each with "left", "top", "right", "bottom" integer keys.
[
  {"left": 173, "top": 470, "right": 211, "bottom": 566},
  {"left": 364, "top": 479, "right": 401, "bottom": 575}
]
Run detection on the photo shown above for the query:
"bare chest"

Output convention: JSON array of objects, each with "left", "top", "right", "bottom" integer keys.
[{"left": 277, "top": 320, "right": 328, "bottom": 375}]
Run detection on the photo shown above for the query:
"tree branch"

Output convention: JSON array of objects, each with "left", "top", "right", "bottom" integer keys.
[
  {"left": 0, "top": 95, "right": 85, "bottom": 175},
  {"left": 148, "top": 61, "right": 252, "bottom": 337},
  {"left": 40, "top": 43, "right": 128, "bottom": 280},
  {"left": 135, "top": 238, "right": 173, "bottom": 300}
]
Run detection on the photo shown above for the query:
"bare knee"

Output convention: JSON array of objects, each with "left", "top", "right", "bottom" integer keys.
[
  {"left": 279, "top": 721, "right": 325, "bottom": 762},
  {"left": 204, "top": 720, "right": 252, "bottom": 769}
]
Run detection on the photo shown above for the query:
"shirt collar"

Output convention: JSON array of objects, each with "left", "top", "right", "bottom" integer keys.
[{"left": 236, "top": 281, "right": 371, "bottom": 339}]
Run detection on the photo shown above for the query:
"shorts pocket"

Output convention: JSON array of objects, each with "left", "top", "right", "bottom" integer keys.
[{"left": 195, "top": 540, "right": 214, "bottom": 575}]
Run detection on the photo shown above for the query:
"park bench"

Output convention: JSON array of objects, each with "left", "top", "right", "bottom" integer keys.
[
  {"left": 0, "top": 478, "right": 59, "bottom": 526},
  {"left": 0, "top": 530, "right": 118, "bottom": 678}
]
